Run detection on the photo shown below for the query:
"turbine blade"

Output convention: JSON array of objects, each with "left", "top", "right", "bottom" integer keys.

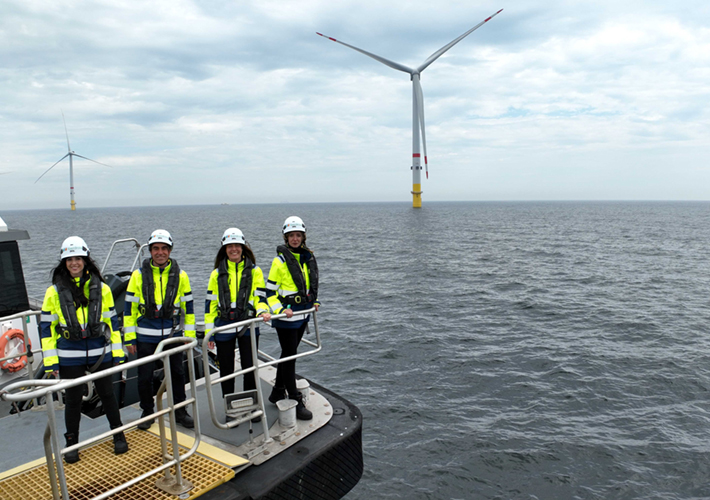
[
  {"left": 317, "top": 32, "right": 414, "bottom": 75},
  {"left": 417, "top": 8, "right": 503, "bottom": 73},
  {"left": 61, "top": 110, "right": 71, "bottom": 152},
  {"left": 35, "top": 154, "right": 70, "bottom": 183},
  {"left": 72, "top": 153, "right": 113, "bottom": 168},
  {"left": 413, "top": 78, "right": 429, "bottom": 179}
]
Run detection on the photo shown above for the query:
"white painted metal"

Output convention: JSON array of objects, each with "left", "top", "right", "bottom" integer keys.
[
  {"left": 35, "top": 112, "right": 113, "bottom": 210},
  {"left": 317, "top": 9, "right": 503, "bottom": 202}
]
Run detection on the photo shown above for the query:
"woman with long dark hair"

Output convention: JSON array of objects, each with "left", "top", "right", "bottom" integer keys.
[
  {"left": 264, "top": 216, "right": 320, "bottom": 421},
  {"left": 40, "top": 236, "right": 128, "bottom": 463},
  {"left": 205, "top": 228, "right": 270, "bottom": 413}
]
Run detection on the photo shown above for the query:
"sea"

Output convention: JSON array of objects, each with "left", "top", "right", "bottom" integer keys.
[{"left": 4, "top": 201, "right": 710, "bottom": 500}]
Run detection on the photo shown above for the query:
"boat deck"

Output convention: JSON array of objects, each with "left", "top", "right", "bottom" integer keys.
[
  {"left": 0, "top": 428, "right": 235, "bottom": 500},
  {"left": 0, "top": 365, "right": 336, "bottom": 500}
]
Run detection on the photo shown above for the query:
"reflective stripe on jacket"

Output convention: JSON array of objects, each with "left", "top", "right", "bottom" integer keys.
[
  {"left": 204, "top": 259, "right": 268, "bottom": 341},
  {"left": 40, "top": 278, "right": 124, "bottom": 372},
  {"left": 265, "top": 249, "right": 320, "bottom": 328},
  {"left": 123, "top": 259, "right": 195, "bottom": 344}
]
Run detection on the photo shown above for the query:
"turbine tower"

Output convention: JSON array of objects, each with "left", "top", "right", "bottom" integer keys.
[
  {"left": 318, "top": 9, "right": 502, "bottom": 208},
  {"left": 35, "top": 112, "right": 112, "bottom": 211}
]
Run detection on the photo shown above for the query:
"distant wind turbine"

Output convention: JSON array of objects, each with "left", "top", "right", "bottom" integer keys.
[
  {"left": 317, "top": 9, "right": 502, "bottom": 208},
  {"left": 35, "top": 112, "right": 112, "bottom": 211}
]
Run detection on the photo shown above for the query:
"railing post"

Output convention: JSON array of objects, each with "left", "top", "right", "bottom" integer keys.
[
  {"left": 251, "top": 322, "right": 271, "bottom": 443},
  {"left": 185, "top": 340, "right": 199, "bottom": 436},
  {"left": 46, "top": 388, "right": 70, "bottom": 500},
  {"left": 154, "top": 341, "right": 193, "bottom": 496},
  {"left": 42, "top": 424, "right": 60, "bottom": 500}
]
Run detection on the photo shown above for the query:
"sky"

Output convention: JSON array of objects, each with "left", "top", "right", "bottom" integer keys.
[{"left": 1, "top": 0, "right": 709, "bottom": 210}]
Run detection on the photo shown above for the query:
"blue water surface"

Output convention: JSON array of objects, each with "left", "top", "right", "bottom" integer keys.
[{"left": 5, "top": 201, "right": 710, "bottom": 500}]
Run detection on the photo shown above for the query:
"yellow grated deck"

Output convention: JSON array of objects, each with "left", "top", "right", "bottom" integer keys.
[{"left": 0, "top": 429, "right": 236, "bottom": 500}]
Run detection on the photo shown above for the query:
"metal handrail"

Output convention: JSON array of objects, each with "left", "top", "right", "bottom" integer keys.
[
  {"left": 1, "top": 336, "right": 199, "bottom": 500},
  {"left": 131, "top": 243, "right": 150, "bottom": 272},
  {"left": 202, "top": 307, "right": 321, "bottom": 446},
  {"left": 100, "top": 238, "right": 147, "bottom": 275}
]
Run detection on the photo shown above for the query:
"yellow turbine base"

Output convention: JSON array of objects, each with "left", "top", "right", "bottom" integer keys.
[
  {"left": 70, "top": 201, "right": 76, "bottom": 211},
  {"left": 411, "top": 184, "right": 422, "bottom": 208}
]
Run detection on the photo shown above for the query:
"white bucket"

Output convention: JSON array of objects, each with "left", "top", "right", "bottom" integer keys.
[
  {"left": 276, "top": 399, "right": 297, "bottom": 428},
  {"left": 296, "top": 379, "right": 310, "bottom": 404}
]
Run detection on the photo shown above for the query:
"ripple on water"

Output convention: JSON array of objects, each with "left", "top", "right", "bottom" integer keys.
[{"left": 7, "top": 202, "right": 710, "bottom": 499}]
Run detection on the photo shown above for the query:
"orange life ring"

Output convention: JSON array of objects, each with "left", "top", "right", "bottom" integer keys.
[{"left": 0, "top": 329, "right": 28, "bottom": 373}]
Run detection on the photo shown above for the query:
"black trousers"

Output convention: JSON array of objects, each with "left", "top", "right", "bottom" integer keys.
[
  {"left": 216, "top": 334, "right": 259, "bottom": 396},
  {"left": 274, "top": 322, "right": 308, "bottom": 397},
  {"left": 136, "top": 341, "right": 186, "bottom": 412},
  {"left": 60, "top": 362, "right": 122, "bottom": 436}
]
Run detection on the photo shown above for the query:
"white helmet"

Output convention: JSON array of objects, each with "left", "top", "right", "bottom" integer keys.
[
  {"left": 283, "top": 216, "right": 306, "bottom": 235},
  {"left": 221, "top": 227, "right": 246, "bottom": 246},
  {"left": 148, "top": 229, "right": 173, "bottom": 247},
  {"left": 60, "top": 236, "right": 89, "bottom": 259}
]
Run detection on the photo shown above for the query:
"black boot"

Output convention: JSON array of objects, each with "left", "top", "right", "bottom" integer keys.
[
  {"left": 175, "top": 407, "right": 194, "bottom": 429},
  {"left": 137, "top": 409, "right": 154, "bottom": 431},
  {"left": 64, "top": 432, "right": 80, "bottom": 464},
  {"left": 268, "top": 385, "right": 287, "bottom": 404},
  {"left": 112, "top": 428, "right": 129, "bottom": 455},
  {"left": 293, "top": 393, "right": 312, "bottom": 421}
]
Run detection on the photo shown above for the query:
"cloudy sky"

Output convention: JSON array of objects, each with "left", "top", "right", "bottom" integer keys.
[{"left": 1, "top": 0, "right": 709, "bottom": 210}]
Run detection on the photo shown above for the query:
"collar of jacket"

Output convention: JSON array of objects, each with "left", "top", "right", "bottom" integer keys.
[{"left": 149, "top": 259, "right": 173, "bottom": 273}]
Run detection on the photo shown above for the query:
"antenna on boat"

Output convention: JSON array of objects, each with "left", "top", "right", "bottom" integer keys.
[
  {"left": 317, "top": 9, "right": 502, "bottom": 208},
  {"left": 34, "top": 111, "right": 113, "bottom": 211}
]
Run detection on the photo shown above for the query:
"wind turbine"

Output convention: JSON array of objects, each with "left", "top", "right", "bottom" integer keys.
[
  {"left": 317, "top": 9, "right": 502, "bottom": 208},
  {"left": 35, "top": 112, "right": 112, "bottom": 211}
]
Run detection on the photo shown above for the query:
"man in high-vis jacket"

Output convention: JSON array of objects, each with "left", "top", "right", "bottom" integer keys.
[{"left": 124, "top": 229, "right": 195, "bottom": 429}]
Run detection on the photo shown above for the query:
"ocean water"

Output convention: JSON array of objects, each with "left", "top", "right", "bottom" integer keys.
[{"left": 4, "top": 201, "right": 710, "bottom": 500}]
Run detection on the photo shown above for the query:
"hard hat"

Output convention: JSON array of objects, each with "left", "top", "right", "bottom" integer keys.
[
  {"left": 282, "top": 216, "right": 306, "bottom": 235},
  {"left": 148, "top": 229, "right": 173, "bottom": 247},
  {"left": 221, "top": 227, "right": 246, "bottom": 246},
  {"left": 60, "top": 236, "right": 90, "bottom": 259}
]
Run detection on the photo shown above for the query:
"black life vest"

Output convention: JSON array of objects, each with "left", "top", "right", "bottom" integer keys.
[
  {"left": 276, "top": 245, "right": 319, "bottom": 307},
  {"left": 217, "top": 257, "right": 256, "bottom": 322},
  {"left": 56, "top": 273, "right": 107, "bottom": 341},
  {"left": 141, "top": 258, "right": 181, "bottom": 321}
]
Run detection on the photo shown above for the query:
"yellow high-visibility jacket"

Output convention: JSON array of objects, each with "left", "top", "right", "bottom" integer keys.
[
  {"left": 204, "top": 259, "right": 268, "bottom": 341},
  {"left": 265, "top": 247, "right": 320, "bottom": 329},
  {"left": 40, "top": 277, "right": 124, "bottom": 372},
  {"left": 123, "top": 259, "right": 195, "bottom": 345}
]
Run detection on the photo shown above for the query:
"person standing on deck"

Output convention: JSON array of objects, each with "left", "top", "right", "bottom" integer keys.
[
  {"left": 204, "top": 228, "right": 271, "bottom": 407},
  {"left": 123, "top": 229, "right": 195, "bottom": 429},
  {"left": 265, "top": 216, "right": 320, "bottom": 421},
  {"left": 40, "top": 236, "right": 128, "bottom": 463}
]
